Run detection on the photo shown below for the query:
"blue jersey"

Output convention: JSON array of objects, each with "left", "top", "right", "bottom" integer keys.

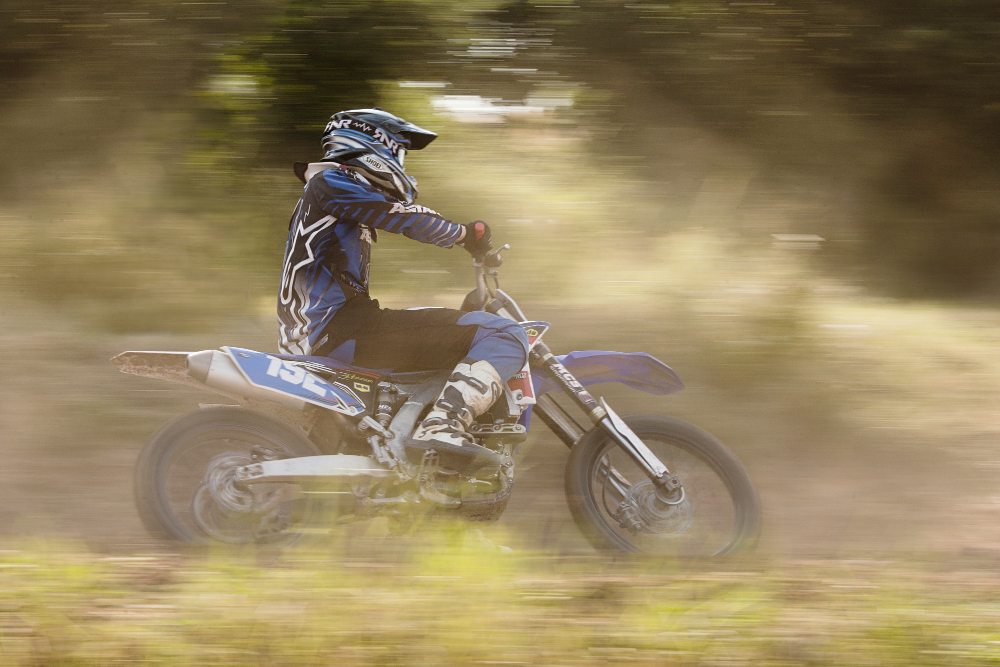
[{"left": 278, "top": 164, "right": 464, "bottom": 355}]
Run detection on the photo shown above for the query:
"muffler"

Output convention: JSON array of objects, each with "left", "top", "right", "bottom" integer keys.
[{"left": 186, "top": 349, "right": 306, "bottom": 410}]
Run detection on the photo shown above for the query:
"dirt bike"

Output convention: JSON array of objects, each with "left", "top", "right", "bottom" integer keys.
[{"left": 113, "top": 244, "right": 761, "bottom": 555}]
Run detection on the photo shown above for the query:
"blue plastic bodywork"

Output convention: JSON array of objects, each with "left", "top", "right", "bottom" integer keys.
[
  {"left": 225, "top": 347, "right": 367, "bottom": 415},
  {"left": 231, "top": 345, "right": 682, "bottom": 429},
  {"left": 520, "top": 350, "right": 684, "bottom": 428},
  {"left": 533, "top": 350, "right": 684, "bottom": 397}
]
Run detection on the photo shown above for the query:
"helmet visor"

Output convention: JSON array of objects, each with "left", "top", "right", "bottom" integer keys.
[{"left": 400, "top": 127, "right": 437, "bottom": 150}]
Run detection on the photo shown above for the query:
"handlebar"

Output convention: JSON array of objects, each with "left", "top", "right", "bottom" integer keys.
[{"left": 474, "top": 244, "right": 509, "bottom": 304}]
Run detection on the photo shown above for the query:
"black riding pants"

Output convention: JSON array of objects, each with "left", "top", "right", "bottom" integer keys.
[{"left": 315, "top": 297, "right": 529, "bottom": 380}]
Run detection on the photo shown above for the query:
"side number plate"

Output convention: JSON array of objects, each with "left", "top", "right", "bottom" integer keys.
[{"left": 225, "top": 347, "right": 365, "bottom": 416}]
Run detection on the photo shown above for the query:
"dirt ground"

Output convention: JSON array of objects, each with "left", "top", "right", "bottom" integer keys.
[{"left": 2, "top": 301, "right": 999, "bottom": 558}]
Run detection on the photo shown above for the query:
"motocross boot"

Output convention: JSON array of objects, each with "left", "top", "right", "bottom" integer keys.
[{"left": 406, "top": 359, "right": 503, "bottom": 476}]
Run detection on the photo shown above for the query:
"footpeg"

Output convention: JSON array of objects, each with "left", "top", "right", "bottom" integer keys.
[
  {"left": 467, "top": 423, "right": 527, "bottom": 446},
  {"left": 418, "top": 450, "right": 440, "bottom": 482}
]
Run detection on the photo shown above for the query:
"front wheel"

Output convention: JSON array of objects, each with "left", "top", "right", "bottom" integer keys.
[{"left": 565, "top": 414, "right": 760, "bottom": 555}]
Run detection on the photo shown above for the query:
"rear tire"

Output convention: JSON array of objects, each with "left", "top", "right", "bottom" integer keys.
[
  {"left": 565, "top": 414, "right": 760, "bottom": 556},
  {"left": 134, "top": 406, "right": 320, "bottom": 544}
]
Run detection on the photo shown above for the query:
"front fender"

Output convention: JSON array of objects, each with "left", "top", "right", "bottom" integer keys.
[{"left": 532, "top": 350, "right": 684, "bottom": 397}]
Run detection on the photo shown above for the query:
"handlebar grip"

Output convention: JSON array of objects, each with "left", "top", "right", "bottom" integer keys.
[{"left": 484, "top": 253, "right": 503, "bottom": 268}]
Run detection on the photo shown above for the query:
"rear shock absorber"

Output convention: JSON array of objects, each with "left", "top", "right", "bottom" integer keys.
[{"left": 374, "top": 381, "right": 402, "bottom": 431}]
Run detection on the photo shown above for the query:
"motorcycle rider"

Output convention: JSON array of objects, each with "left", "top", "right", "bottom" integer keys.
[{"left": 277, "top": 108, "right": 529, "bottom": 475}]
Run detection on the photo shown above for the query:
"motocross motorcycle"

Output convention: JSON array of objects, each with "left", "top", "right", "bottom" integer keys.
[{"left": 114, "top": 245, "right": 761, "bottom": 555}]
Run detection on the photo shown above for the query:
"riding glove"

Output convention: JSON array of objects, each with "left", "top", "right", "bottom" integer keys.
[{"left": 460, "top": 221, "right": 492, "bottom": 257}]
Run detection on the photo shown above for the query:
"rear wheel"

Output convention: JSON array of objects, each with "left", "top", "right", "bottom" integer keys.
[
  {"left": 565, "top": 414, "right": 760, "bottom": 555},
  {"left": 134, "top": 406, "right": 321, "bottom": 544}
]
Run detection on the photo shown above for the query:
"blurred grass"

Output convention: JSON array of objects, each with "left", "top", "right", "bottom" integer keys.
[{"left": 2, "top": 541, "right": 1000, "bottom": 665}]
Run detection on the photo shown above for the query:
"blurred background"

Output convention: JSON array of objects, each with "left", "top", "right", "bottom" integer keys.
[{"left": 2, "top": 0, "right": 1000, "bottom": 556}]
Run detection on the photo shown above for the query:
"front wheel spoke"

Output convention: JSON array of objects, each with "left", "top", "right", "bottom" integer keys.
[{"left": 599, "top": 458, "right": 620, "bottom": 518}]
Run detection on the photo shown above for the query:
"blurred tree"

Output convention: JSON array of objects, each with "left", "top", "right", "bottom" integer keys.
[
  {"left": 4, "top": 0, "right": 1000, "bottom": 307},
  {"left": 481, "top": 0, "right": 1000, "bottom": 295},
  {"left": 233, "top": 0, "right": 443, "bottom": 161}
]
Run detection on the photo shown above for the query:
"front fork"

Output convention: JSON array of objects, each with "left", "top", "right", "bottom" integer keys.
[{"left": 529, "top": 344, "right": 683, "bottom": 501}]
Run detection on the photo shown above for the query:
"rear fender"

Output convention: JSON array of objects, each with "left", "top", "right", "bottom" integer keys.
[
  {"left": 111, "top": 350, "right": 322, "bottom": 439},
  {"left": 111, "top": 351, "right": 206, "bottom": 390},
  {"left": 111, "top": 349, "right": 309, "bottom": 410}
]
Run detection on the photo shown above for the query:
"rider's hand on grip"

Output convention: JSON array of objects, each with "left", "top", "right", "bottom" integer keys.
[{"left": 460, "top": 220, "right": 491, "bottom": 258}]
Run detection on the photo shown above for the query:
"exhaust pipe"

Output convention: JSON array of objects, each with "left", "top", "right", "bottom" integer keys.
[{"left": 186, "top": 349, "right": 306, "bottom": 411}]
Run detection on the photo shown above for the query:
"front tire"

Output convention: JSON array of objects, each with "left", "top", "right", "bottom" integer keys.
[
  {"left": 565, "top": 414, "right": 760, "bottom": 555},
  {"left": 134, "top": 406, "right": 321, "bottom": 544}
]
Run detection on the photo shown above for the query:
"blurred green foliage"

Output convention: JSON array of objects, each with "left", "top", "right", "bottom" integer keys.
[
  {"left": 2, "top": 0, "right": 1000, "bottom": 335},
  {"left": 3, "top": 543, "right": 1000, "bottom": 665}
]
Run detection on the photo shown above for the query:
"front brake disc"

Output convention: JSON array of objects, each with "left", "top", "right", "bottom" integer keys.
[{"left": 618, "top": 480, "right": 693, "bottom": 538}]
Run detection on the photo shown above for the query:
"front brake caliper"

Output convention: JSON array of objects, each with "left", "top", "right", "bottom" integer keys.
[{"left": 617, "top": 480, "right": 693, "bottom": 537}]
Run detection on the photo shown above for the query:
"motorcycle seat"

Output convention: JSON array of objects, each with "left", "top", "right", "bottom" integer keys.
[{"left": 273, "top": 353, "right": 443, "bottom": 384}]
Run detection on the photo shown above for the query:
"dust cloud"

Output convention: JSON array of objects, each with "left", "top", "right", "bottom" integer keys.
[{"left": 2, "top": 0, "right": 1000, "bottom": 560}]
